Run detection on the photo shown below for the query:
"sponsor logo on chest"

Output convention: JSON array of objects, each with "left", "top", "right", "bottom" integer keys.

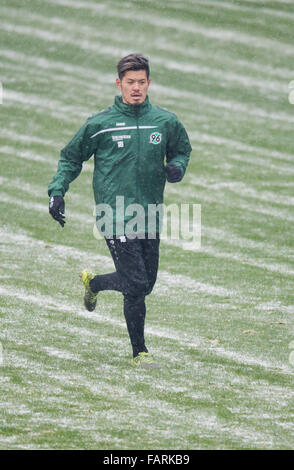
[
  {"left": 112, "top": 134, "right": 131, "bottom": 148},
  {"left": 111, "top": 135, "right": 131, "bottom": 142}
]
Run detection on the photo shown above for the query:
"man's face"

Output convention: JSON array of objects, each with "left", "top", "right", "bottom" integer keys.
[{"left": 116, "top": 70, "right": 150, "bottom": 106}]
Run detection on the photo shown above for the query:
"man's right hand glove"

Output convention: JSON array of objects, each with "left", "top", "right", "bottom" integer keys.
[{"left": 49, "top": 196, "right": 66, "bottom": 227}]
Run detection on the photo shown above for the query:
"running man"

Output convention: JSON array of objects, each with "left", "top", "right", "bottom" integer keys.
[{"left": 48, "top": 53, "right": 192, "bottom": 368}]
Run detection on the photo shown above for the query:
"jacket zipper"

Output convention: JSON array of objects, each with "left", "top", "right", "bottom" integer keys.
[{"left": 135, "top": 108, "right": 140, "bottom": 203}]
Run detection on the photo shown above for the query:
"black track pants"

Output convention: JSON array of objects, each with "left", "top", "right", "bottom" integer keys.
[{"left": 90, "top": 236, "right": 160, "bottom": 357}]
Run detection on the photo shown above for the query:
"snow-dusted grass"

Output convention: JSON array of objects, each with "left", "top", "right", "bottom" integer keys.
[{"left": 1, "top": 0, "right": 294, "bottom": 450}]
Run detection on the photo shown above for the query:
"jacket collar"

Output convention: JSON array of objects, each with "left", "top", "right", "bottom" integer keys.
[{"left": 114, "top": 95, "right": 151, "bottom": 117}]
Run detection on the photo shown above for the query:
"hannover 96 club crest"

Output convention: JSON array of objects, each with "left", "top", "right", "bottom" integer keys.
[{"left": 149, "top": 132, "right": 162, "bottom": 145}]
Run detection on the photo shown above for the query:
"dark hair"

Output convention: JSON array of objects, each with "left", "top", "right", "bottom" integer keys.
[{"left": 117, "top": 53, "right": 150, "bottom": 80}]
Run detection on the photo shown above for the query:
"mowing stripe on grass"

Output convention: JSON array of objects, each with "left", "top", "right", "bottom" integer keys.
[
  {"left": 1, "top": 190, "right": 293, "bottom": 277},
  {"left": 1, "top": 285, "right": 293, "bottom": 376}
]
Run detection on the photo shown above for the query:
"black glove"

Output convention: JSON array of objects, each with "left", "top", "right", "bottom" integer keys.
[
  {"left": 49, "top": 196, "right": 65, "bottom": 227},
  {"left": 165, "top": 164, "right": 183, "bottom": 183}
]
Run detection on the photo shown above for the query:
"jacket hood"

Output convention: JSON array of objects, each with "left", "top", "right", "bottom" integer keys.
[{"left": 114, "top": 95, "right": 151, "bottom": 117}]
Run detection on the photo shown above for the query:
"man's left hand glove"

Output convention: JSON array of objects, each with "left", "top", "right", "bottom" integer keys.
[
  {"left": 165, "top": 164, "right": 183, "bottom": 183},
  {"left": 49, "top": 196, "right": 66, "bottom": 227}
]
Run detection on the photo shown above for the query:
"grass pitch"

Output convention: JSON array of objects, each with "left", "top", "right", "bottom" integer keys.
[{"left": 0, "top": 0, "right": 294, "bottom": 450}]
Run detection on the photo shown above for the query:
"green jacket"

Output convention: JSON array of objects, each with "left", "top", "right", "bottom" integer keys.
[{"left": 48, "top": 95, "right": 192, "bottom": 235}]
